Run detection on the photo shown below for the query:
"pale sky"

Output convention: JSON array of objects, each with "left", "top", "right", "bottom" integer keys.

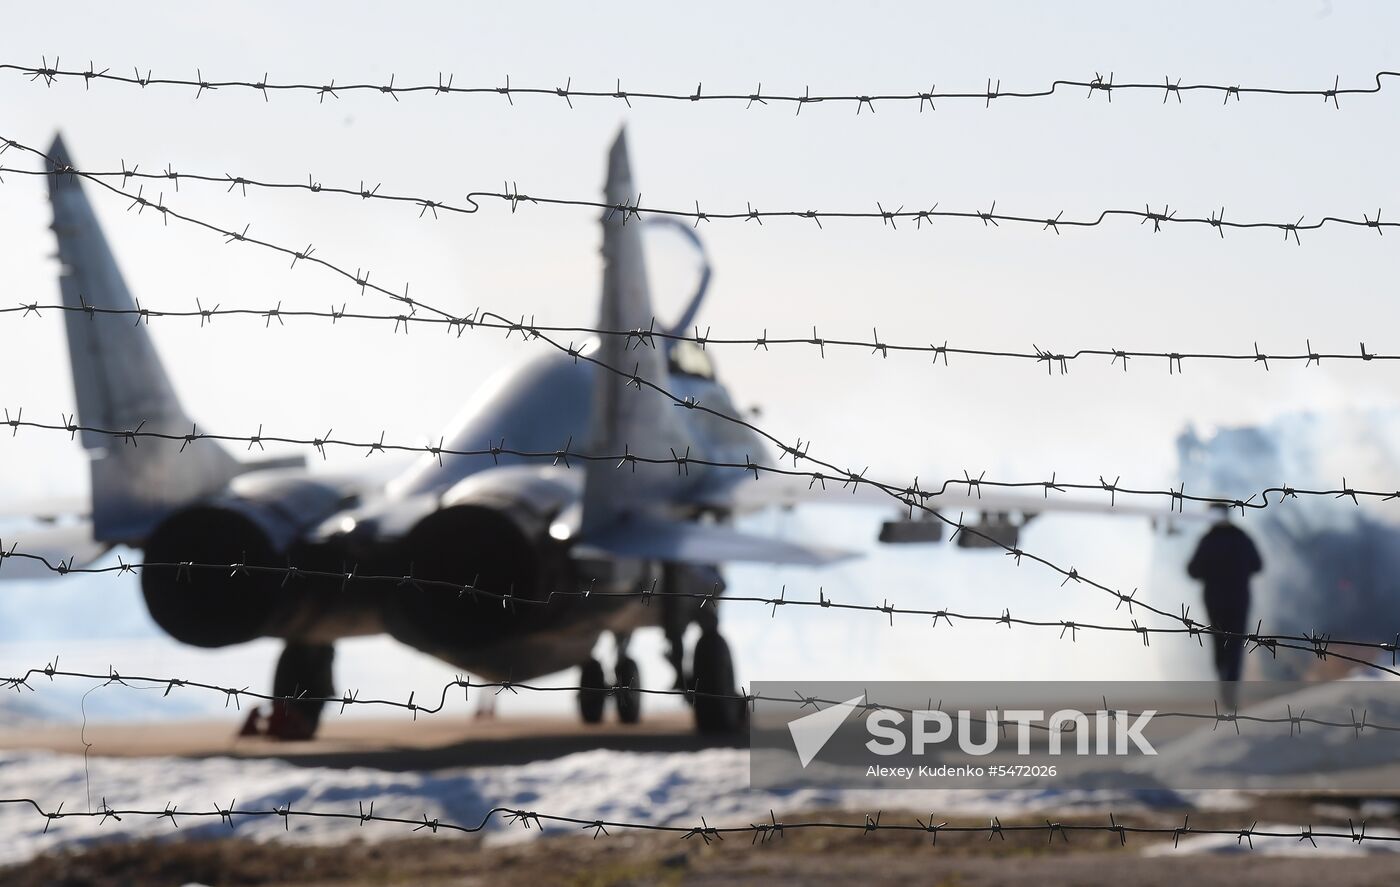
[{"left": 3, "top": 2, "right": 1399, "bottom": 712}]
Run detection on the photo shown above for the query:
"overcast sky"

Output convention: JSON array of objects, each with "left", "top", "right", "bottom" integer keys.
[{"left": 3, "top": 1, "right": 1399, "bottom": 707}]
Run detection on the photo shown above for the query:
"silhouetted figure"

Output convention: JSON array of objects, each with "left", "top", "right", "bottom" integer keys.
[{"left": 1187, "top": 508, "right": 1263, "bottom": 706}]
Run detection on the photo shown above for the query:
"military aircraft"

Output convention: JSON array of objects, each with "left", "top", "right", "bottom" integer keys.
[{"left": 5, "top": 130, "right": 1185, "bottom": 739}]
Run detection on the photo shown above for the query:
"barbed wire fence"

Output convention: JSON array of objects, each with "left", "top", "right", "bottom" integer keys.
[{"left": 3, "top": 63, "right": 1400, "bottom": 862}]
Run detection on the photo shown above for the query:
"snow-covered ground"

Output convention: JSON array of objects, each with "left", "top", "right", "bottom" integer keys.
[{"left": 0, "top": 744, "right": 1229, "bottom": 868}]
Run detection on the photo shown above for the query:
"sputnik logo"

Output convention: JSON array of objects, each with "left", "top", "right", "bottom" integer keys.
[{"left": 787, "top": 694, "right": 865, "bottom": 767}]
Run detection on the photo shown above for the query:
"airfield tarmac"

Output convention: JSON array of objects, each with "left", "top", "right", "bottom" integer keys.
[
  {"left": 4, "top": 713, "right": 1400, "bottom": 885},
  {"left": 0, "top": 710, "right": 734, "bottom": 769}
]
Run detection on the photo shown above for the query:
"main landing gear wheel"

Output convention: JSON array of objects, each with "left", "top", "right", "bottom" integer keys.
[
  {"left": 691, "top": 631, "right": 745, "bottom": 734},
  {"left": 268, "top": 642, "right": 335, "bottom": 741},
  {"left": 614, "top": 656, "right": 642, "bottom": 725},
  {"left": 578, "top": 657, "right": 607, "bottom": 725}
]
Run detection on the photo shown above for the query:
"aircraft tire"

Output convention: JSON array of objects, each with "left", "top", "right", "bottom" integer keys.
[
  {"left": 578, "top": 658, "right": 607, "bottom": 724},
  {"left": 691, "top": 631, "right": 744, "bottom": 734},
  {"left": 614, "top": 657, "right": 642, "bottom": 724}
]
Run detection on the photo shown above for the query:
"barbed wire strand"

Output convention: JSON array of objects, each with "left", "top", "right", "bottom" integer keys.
[
  {"left": 6, "top": 60, "right": 1398, "bottom": 112},
  {"left": 3, "top": 666, "right": 1396, "bottom": 738},
  {"left": 1, "top": 796, "right": 1389, "bottom": 849},
  {"left": 2, "top": 160, "right": 1395, "bottom": 241},
  {"left": 5, "top": 413, "right": 1400, "bottom": 518},
  {"left": 0, "top": 134, "right": 1385, "bottom": 665},
  {"left": 0, "top": 553, "right": 1389, "bottom": 674},
  {"left": 2, "top": 298, "right": 1397, "bottom": 377}
]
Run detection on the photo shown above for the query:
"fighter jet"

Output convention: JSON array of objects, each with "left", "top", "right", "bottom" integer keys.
[{"left": 7, "top": 130, "right": 1185, "bottom": 739}]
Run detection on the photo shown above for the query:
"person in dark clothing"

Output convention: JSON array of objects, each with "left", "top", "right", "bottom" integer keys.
[{"left": 1187, "top": 507, "right": 1263, "bottom": 706}]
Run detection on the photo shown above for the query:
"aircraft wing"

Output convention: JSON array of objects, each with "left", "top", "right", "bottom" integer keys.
[
  {"left": 0, "top": 495, "right": 89, "bottom": 522},
  {"left": 0, "top": 520, "right": 110, "bottom": 579},
  {"left": 575, "top": 513, "right": 857, "bottom": 567},
  {"left": 688, "top": 470, "right": 1203, "bottom": 522}
]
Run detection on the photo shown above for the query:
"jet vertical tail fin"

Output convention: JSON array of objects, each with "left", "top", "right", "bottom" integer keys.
[
  {"left": 579, "top": 130, "right": 691, "bottom": 537},
  {"left": 45, "top": 134, "right": 242, "bottom": 544}
]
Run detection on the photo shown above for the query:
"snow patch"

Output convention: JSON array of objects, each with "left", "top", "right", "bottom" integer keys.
[
  {"left": 1142, "top": 823, "right": 1400, "bottom": 857},
  {"left": 0, "top": 747, "right": 1187, "bottom": 866}
]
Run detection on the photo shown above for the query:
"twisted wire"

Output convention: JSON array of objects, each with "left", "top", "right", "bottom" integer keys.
[
  {"left": 0, "top": 796, "right": 1387, "bottom": 849},
  {"left": 2, "top": 299, "right": 1395, "bottom": 378},
  {"left": 4, "top": 665, "right": 1395, "bottom": 736},
  {"left": 6, "top": 59, "right": 1396, "bottom": 112},
  {"left": 2, "top": 159, "right": 1394, "bottom": 242}
]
